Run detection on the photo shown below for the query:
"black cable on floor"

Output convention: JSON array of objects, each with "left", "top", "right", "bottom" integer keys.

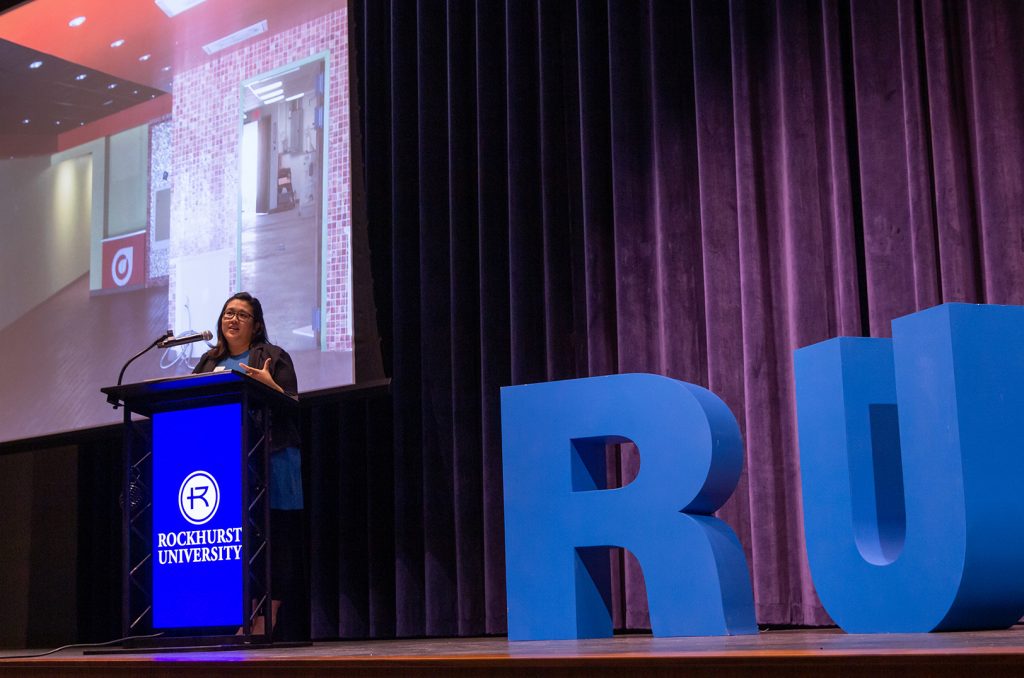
[{"left": 0, "top": 632, "right": 165, "bottom": 660}]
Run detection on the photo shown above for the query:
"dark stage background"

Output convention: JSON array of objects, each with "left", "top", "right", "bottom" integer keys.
[{"left": 5, "top": 0, "right": 1024, "bottom": 647}]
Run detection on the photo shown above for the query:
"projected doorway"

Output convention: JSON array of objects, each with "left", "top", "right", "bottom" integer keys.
[{"left": 239, "top": 54, "right": 329, "bottom": 353}]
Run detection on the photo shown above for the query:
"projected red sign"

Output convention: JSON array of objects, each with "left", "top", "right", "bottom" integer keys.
[{"left": 101, "top": 230, "right": 147, "bottom": 290}]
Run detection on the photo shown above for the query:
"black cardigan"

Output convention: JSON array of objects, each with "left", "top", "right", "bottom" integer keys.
[{"left": 193, "top": 342, "right": 300, "bottom": 451}]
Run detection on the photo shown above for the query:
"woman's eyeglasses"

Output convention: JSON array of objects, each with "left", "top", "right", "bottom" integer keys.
[{"left": 223, "top": 309, "right": 253, "bottom": 321}]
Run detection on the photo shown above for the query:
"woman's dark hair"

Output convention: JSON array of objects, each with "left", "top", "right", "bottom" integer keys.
[{"left": 209, "top": 291, "right": 270, "bottom": 360}]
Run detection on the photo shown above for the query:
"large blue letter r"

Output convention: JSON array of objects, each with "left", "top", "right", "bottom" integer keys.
[{"left": 501, "top": 373, "right": 756, "bottom": 640}]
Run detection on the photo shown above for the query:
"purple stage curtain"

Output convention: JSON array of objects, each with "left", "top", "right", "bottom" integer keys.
[{"left": 311, "top": 0, "right": 1024, "bottom": 637}]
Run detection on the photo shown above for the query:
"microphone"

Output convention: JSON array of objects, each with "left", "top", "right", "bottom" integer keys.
[{"left": 158, "top": 330, "right": 213, "bottom": 349}]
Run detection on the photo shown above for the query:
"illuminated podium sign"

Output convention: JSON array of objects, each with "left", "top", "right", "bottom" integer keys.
[{"left": 152, "top": 403, "right": 243, "bottom": 628}]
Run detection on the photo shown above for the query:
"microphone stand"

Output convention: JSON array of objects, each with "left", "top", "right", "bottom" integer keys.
[{"left": 108, "top": 330, "right": 173, "bottom": 409}]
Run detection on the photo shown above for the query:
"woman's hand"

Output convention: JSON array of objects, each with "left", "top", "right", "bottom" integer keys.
[{"left": 241, "top": 358, "right": 284, "bottom": 393}]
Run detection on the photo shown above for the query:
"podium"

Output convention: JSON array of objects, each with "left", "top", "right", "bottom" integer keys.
[{"left": 101, "top": 371, "right": 298, "bottom": 649}]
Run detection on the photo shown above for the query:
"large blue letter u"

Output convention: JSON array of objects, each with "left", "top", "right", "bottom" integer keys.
[
  {"left": 501, "top": 373, "right": 756, "bottom": 640},
  {"left": 795, "top": 303, "right": 1024, "bottom": 632}
]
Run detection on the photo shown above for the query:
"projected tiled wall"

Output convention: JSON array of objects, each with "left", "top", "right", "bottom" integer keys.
[{"left": 168, "top": 5, "right": 351, "bottom": 351}]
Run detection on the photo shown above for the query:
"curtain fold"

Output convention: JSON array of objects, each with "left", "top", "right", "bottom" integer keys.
[{"left": 313, "top": 0, "right": 1024, "bottom": 637}]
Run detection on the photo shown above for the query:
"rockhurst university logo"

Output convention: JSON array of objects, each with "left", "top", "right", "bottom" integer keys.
[
  {"left": 156, "top": 470, "right": 242, "bottom": 566},
  {"left": 179, "top": 470, "right": 220, "bottom": 525}
]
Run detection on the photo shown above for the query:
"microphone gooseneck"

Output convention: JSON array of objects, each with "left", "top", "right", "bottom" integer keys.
[
  {"left": 108, "top": 331, "right": 173, "bottom": 408},
  {"left": 109, "top": 331, "right": 214, "bottom": 409},
  {"left": 157, "top": 330, "right": 214, "bottom": 350}
]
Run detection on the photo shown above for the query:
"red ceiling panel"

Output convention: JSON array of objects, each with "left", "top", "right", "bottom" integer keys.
[
  {"left": 0, "top": 0, "right": 343, "bottom": 154},
  {"left": 1, "top": 0, "right": 341, "bottom": 89}
]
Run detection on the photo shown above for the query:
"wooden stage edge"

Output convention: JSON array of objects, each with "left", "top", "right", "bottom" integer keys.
[{"left": 4, "top": 626, "right": 1024, "bottom": 677}]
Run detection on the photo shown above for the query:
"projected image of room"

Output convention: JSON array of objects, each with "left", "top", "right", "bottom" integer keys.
[{"left": 0, "top": 0, "right": 354, "bottom": 447}]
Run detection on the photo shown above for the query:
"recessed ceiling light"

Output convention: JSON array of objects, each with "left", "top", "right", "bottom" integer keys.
[
  {"left": 75, "top": 73, "right": 87, "bottom": 81},
  {"left": 161, "top": 66, "right": 172, "bottom": 72},
  {"left": 133, "top": 89, "right": 139, "bottom": 95},
  {"left": 251, "top": 80, "right": 282, "bottom": 95},
  {"left": 202, "top": 19, "right": 267, "bottom": 55},
  {"left": 155, "top": 0, "right": 207, "bottom": 19},
  {"left": 28, "top": 61, "right": 42, "bottom": 69},
  {"left": 68, "top": 16, "right": 86, "bottom": 27},
  {"left": 79, "top": 121, "right": 85, "bottom": 126},
  {"left": 55, "top": 120, "right": 62, "bottom": 126},
  {"left": 138, "top": 54, "right": 151, "bottom": 62},
  {"left": 111, "top": 39, "right": 125, "bottom": 48},
  {"left": 21, "top": 118, "right": 30, "bottom": 124},
  {"left": 108, "top": 83, "right": 118, "bottom": 90}
]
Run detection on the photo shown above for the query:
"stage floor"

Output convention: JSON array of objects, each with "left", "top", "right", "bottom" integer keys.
[{"left": 4, "top": 627, "right": 1024, "bottom": 677}]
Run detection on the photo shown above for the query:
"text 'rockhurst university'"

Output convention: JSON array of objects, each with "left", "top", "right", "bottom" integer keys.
[{"left": 156, "top": 528, "right": 243, "bottom": 565}]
